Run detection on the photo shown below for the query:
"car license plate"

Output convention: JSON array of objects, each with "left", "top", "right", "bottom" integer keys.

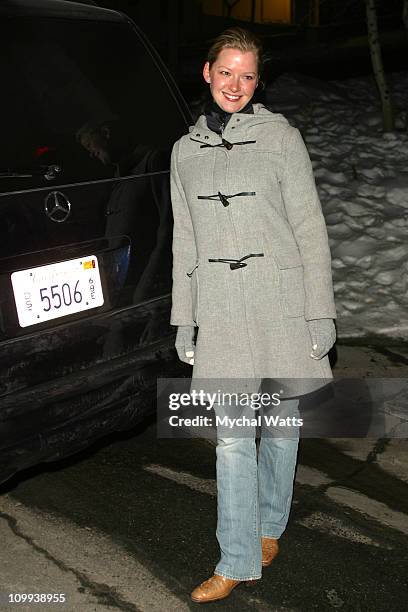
[{"left": 11, "top": 255, "right": 104, "bottom": 328}]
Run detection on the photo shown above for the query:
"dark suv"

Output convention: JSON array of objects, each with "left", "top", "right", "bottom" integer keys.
[{"left": 0, "top": 0, "right": 191, "bottom": 484}]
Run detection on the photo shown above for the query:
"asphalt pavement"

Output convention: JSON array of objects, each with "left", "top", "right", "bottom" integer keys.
[{"left": 0, "top": 342, "right": 407, "bottom": 612}]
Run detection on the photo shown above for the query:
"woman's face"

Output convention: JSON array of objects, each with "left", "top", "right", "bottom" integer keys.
[{"left": 203, "top": 47, "right": 258, "bottom": 113}]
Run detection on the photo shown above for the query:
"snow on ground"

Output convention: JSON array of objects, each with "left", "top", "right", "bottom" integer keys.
[{"left": 265, "top": 71, "right": 408, "bottom": 339}]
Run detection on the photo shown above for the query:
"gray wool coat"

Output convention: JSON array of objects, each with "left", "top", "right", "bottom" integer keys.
[{"left": 170, "top": 103, "right": 336, "bottom": 391}]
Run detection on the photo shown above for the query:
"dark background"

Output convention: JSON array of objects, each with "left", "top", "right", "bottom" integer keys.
[{"left": 85, "top": 0, "right": 408, "bottom": 97}]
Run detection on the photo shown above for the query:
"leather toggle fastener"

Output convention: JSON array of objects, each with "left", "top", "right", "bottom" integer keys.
[
  {"left": 197, "top": 191, "right": 256, "bottom": 207},
  {"left": 218, "top": 191, "right": 230, "bottom": 207},
  {"left": 186, "top": 263, "right": 199, "bottom": 278},
  {"left": 190, "top": 137, "right": 256, "bottom": 149},
  {"left": 208, "top": 253, "right": 264, "bottom": 270}
]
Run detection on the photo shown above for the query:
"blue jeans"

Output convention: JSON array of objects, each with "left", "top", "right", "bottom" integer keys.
[{"left": 213, "top": 399, "right": 299, "bottom": 581}]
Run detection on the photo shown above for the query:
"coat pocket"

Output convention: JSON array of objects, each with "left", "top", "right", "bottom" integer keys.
[
  {"left": 275, "top": 252, "right": 306, "bottom": 318},
  {"left": 187, "top": 262, "right": 200, "bottom": 326}
]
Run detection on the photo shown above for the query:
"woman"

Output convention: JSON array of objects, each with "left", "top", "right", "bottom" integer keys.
[{"left": 170, "top": 27, "right": 336, "bottom": 603}]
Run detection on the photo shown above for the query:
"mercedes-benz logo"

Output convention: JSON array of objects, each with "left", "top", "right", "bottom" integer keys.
[{"left": 44, "top": 191, "right": 71, "bottom": 223}]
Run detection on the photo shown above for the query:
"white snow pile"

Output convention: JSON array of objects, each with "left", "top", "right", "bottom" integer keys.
[{"left": 266, "top": 71, "right": 408, "bottom": 339}]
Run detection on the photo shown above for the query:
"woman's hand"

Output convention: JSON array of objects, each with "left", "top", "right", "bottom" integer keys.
[
  {"left": 175, "top": 326, "right": 196, "bottom": 365},
  {"left": 307, "top": 319, "right": 336, "bottom": 360}
]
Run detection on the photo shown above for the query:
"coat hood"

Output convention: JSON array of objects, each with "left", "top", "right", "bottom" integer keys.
[{"left": 189, "top": 103, "right": 289, "bottom": 135}]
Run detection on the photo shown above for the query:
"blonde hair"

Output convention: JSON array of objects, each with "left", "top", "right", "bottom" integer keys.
[{"left": 207, "top": 26, "right": 263, "bottom": 75}]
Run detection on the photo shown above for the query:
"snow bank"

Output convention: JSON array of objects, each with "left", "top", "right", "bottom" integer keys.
[{"left": 266, "top": 72, "right": 408, "bottom": 339}]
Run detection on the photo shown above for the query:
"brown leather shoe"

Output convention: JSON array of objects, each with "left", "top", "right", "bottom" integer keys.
[
  {"left": 191, "top": 574, "right": 242, "bottom": 603},
  {"left": 262, "top": 537, "right": 279, "bottom": 567}
]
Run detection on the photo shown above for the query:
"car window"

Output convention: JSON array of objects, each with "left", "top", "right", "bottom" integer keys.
[{"left": 0, "top": 16, "right": 188, "bottom": 193}]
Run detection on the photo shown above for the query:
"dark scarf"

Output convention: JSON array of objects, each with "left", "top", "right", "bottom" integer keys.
[{"left": 204, "top": 99, "right": 254, "bottom": 134}]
